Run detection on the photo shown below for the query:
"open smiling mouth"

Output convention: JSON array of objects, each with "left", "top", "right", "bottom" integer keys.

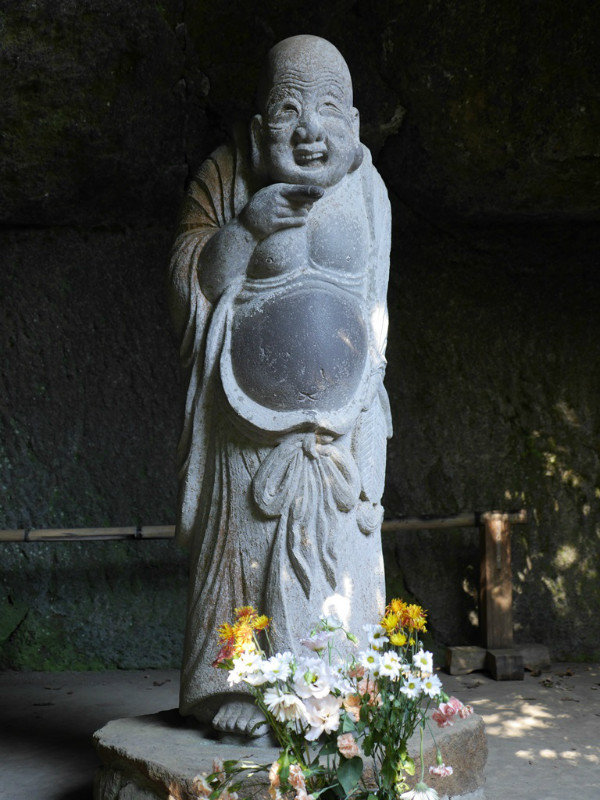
[{"left": 294, "top": 149, "right": 328, "bottom": 166}]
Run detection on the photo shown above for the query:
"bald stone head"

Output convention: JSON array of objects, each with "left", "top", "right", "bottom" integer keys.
[{"left": 251, "top": 35, "right": 362, "bottom": 188}]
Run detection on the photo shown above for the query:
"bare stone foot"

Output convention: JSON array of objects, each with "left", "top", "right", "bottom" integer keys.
[{"left": 212, "top": 698, "right": 269, "bottom": 740}]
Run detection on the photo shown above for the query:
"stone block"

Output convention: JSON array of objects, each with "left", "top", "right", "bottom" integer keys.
[
  {"left": 93, "top": 709, "right": 487, "bottom": 800},
  {"left": 516, "top": 643, "right": 551, "bottom": 671},
  {"left": 445, "top": 646, "right": 487, "bottom": 675},
  {"left": 485, "top": 648, "right": 524, "bottom": 681}
]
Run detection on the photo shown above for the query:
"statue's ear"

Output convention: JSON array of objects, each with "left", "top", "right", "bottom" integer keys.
[
  {"left": 349, "top": 107, "right": 364, "bottom": 172},
  {"left": 250, "top": 114, "right": 267, "bottom": 180}
]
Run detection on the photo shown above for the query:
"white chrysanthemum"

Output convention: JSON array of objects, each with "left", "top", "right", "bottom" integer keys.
[
  {"left": 420, "top": 673, "right": 442, "bottom": 698},
  {"left": 303, "top": 695, "right": 343, "bottom": 741},
  {"left": 378, "top": 650, "right": 402, "bottom": 680},
  {"left": 262, "top": 653, "right": 293, "bottom": 682},
  {"left": 294, "top": 659, "right": 332, "bottom": 699},
  {"left": 400, "top": 782, "right": 439, "bottom": 800},
  {"left": 413, "top": 649, "right": 434, "bottom": 675},
  {"left": 400, "top": 673, "right": 422, "bottom": 699},
  {"left": 227, "top": 652, "right": 266, "bottom": 685},
  {"left": 264, "top": 688, "right": 307, "bottom": 723},
  {"left": 363, "top": 623, "right": 389, "bottom": 650},
  {"left": 359, "top": 649, "right": 381, "bottom": 673}
]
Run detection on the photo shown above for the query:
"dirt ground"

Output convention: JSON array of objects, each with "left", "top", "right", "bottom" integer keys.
[{"left": 0, "top": 664, "right": 598, "bottom": 800}]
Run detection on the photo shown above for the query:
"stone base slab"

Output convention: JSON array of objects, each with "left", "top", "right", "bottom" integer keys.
[{"left": 93, "top": 709, "right": 487, "bottom": 800}]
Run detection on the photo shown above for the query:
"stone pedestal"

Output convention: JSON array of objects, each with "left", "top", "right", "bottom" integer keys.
[{"left": 93, "top": 709, "right": 487, "bottom": 800}]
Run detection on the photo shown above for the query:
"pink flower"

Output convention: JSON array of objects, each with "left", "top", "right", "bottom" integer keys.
[
  {"left": 269, "top": 761, "right": 281, "bottom": 800},
  {"left": 212, "top": 759, "right": 225, "bottom": 782},
  {"left": 438, "top": 702, "right": 458, "bottom": 718},
  {"left": 192, "top": 774, "right": 212, "bottom": 797},
  {"left": 434, "top": 696, "right": 471, "bottom": 727},
  {"left": 349, "top": 664, "right": 366, "bottom": 679},
  {"left": 337, "top": 733, "right": 360, "bottom": 759},
  {"left": 288, "top": 764, "right": 306, "bottom": 792},
  {"left": 343, "top": 693, "right": 361, "bottom": 721},
  {"left": 447, "top": 696, "right": 463, "bottom": 713},
  {"left": 269, "top": 761, "right": 280, "bottom": 787},
  {"left": 432, "top": 709, "right": 453, "bottom": 728},
  {"left": 358, "top": 677, "right": 381, "bottom": 705},
  {"left": 429, "top": 763, "right": 453, "bottom": 777}
]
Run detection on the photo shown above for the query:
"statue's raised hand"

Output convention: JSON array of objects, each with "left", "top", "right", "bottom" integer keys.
[{"left": 240, "top": 183, "right": 324, "bottom": 241}]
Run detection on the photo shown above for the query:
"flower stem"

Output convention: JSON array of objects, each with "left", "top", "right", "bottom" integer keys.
[{"left": 419, "top": 723, "right": 425, "bottom": 783}]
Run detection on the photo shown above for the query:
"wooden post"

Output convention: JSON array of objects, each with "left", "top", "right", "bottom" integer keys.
[{"left": 479, "top": 511, "right": 524, "bottom": 679}]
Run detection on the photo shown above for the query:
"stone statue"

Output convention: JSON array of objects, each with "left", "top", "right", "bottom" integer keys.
[{"left": 169, "top": 34, "right": 392, "bottom": 738}]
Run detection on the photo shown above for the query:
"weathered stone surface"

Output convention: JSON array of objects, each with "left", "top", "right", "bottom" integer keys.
[
  {"left": 485, "top": 649, "right": 524, "bottom": 681},
  {"left": 0, "top": 0, "right": 205, "bottom": 227},
  {"left": 171, "top": 36, "right": 392, "bottom": 731},
  {"left": 93, "top": 710, "right": 487, "bottom": 800},
  {"left": 517, "top": 643, "right": 551, "bottom": 671},
  {"left": 0, "top": 226, "right": 185, "bottom": 669},
  {"left": 445, "top": 646, "right": 487, "bottom": 676}
]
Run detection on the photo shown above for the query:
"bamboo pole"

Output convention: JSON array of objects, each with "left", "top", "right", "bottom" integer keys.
[
  {"left": 27, "top": 526, "right": 139, "bottom": 541},
  {"left": 0, "top": 512, "right": 526, "bottom": 542},
  {"left": 382, "top": 509, "right": 526, "bottom": 531},
  {"left": 0, "top": 529, "right": 26, "bottom": 542}
]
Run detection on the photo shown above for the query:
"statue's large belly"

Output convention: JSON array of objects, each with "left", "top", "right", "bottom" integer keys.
[{"left": 230, "top": 284, "right": 368, "bottom": 413}]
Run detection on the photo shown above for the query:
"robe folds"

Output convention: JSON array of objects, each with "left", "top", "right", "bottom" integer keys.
[{"left": 169, "top": 133, "right": 392, "bottom": 723}]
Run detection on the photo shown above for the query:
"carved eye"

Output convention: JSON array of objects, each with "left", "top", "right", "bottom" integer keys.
[
  {"left": 320, "top": 100, "right": 341, "bottom": 115},
  {"left": 280, "top": 102, "right": 299, "bottom": 115}
]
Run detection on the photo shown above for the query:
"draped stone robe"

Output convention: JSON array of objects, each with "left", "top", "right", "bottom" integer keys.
[{"left": 169, "top": 134, "right": 392, "bottom": 723}]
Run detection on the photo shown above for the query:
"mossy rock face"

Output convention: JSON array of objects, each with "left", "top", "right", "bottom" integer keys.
[
  {"left": 0, "top": 0, "right": 206, "bottom": 227},
  {"left": 0, "top": 540, "right": 186, "bottom": 670},
  {"left": 4, "top": 1, "right": 598, "bottom": 226},
  {"left": 0, "top": 226, "right": 180, "bottom": 531},
  {"left": 382, "top": 217, "right": 600, "bottom": 658}
]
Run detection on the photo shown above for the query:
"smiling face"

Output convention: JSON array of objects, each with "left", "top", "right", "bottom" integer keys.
[{"left": 252, "top": 36, "right": 361, "bottom": 188}]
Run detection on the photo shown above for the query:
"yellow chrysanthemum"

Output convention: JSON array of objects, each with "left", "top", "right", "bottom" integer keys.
[
  {"left": 388, "top": 598, "right": 408, "bottom": 616},
  {"left": 390, "top": 631, "right": 407, "bottom": 646},
  {"left": 252, "top": 614, "right": 270, "bottom": 631},
  {"left": 404, "top": 604, "right": 427, "bottom": 632},
  {"left": 217, "top": 622, "right": 235, "bottom": 642},
  {"left": 381, "top": 613, "right": 399, "bottom": 633},
  {"left": 233, "top": 620, "right": 253, "bottom": 641}
]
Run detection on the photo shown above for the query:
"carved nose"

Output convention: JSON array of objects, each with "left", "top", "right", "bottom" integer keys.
[{"left": 295, "top": 110, "right": 324, "bottom": 142}]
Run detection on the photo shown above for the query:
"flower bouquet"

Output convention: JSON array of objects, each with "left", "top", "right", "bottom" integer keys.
[{"left": 195, "top": 600, "right": 472, "bottom": 800}]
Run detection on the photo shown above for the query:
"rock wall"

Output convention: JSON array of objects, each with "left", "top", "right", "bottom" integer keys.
[{"left": 1, "top": 0, "right": 599, "bottom": 668}]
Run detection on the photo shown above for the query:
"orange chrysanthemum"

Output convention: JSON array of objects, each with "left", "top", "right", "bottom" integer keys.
[{"left": 235, "top": 605, "right": 257, "bottom": 620}]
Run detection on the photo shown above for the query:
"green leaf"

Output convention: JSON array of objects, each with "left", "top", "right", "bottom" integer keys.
[
  {"left": 341, "top": 715, "right": 356, "bottom": 733},
  {"left": 380, "top": 755, "right": 396, "bottom": 787},
  {"left": 399, "top": 755, "right": 415, "bottom": 776},
  {"left": 279, "top": 750, "right": 291, "bottom": 783},
  {"left": 319, "top": 741, "right": 339, "bottom": 757},
  {"left": 337, "top": 756, "right": 363, "bottom": 796}
]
